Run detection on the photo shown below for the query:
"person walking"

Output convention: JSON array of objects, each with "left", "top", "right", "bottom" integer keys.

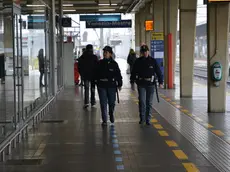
[
  {"left": 78, "top": 44, "right": 98, "bottom": 108},
  {"left": 130, "top": 45, "right": 163, "bottom": 125},
  {"left": 38, "top": 49, "right": 45, "bottom": 87},
  {"left": 127, "top": 48, "right": 137, "bottom": 74},
  {"left": 94, "top": 46, "right": 123, "bottom": 126}
]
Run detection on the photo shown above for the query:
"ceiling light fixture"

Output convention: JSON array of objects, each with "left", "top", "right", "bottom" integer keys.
[
  {"left": 63, "top": 9, "right": 76, "bottom": 12},
  {"left": 26, "top": 4, "right": 45, "bottom": 7},
  {"left": 63, "top": 4, "right": 74, "bottom": 6},
  {"left": 98, "top": 4, "right": 117, "bottom": 6},
  {"left": 98, "top": 9, "right": 116, "bottom": 11}
]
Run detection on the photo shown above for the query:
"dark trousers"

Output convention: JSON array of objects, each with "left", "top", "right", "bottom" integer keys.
[
  {"left": 98, "top": 87, "right": 116, "bottom": 123},
  {"left": 39, "top": 72, "right": 44, "bottom": 86},
  {"left": 137, "top": 85, "right": 154, "bottom": 122},
  {"left": 84, "top": 80, "right": 96, "bottom": 105}
]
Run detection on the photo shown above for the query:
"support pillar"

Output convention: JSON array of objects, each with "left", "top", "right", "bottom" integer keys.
[
  {"left": 179, "top": 0, "right": 197, "bottom": 97},
  {"left": 135, "top": 13, "right": 141, "bottom": 54},
  {"left": 140, "top": 9, "right": 146, "bottom": 44},
  {"left": 163, "top": 0, "right": 179, "bottom": 89},
  {"left": 207, "top": 3, "right": 230, "bottom": 112},
  {"left": 58, "top": 0, "right": 63, "bottom": 89},
  {"left": 153, "top": 0, "right": 163, "bottom": 32},
  {"left": 50, "top": 0, "right": 57, "bottom": 95},
  {"left": 169, "top": 0, "right": 179, "bottom": 88},
  {"left": 144, "top": 3, "right": 153, "bottom": 49}
]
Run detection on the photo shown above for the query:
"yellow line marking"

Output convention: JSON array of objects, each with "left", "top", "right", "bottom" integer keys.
[
  {"left": 171, "top": 102, "right": 177, "bottom": 105},
  {"left": 158, "top": 131, "right": 169, "bottom": 136},
  {"left": 175, "top": 105, "right": 182, "bottom": 109},
  {"left": 212, "top": 130, "right": 225, "bottom": 136},
  {"left": 161, "top": 95, "right": 166, "bottom": 98},
  {"left": 172, "top": 150, "right": 188, "bottom": 160},
  {"left": 153, "top": 124, "right": 163, "bottom": 129},
  {"left": 206, "top": 124, "right": 214, "bottom": 128},
  {"left": 181, "top": 109, "right": 189, "bottom": 113},
  {"left": 165, "top": 140, "right": 178, "bottom": 147},
  {"left": 194, "top": 117, "right": 203, "bottom": 122},
  {"left": 165, "top": 98, "right": 171, "bottom": 101},
  {"left": 151, "top": 119, "right": 158, "bottom": 123},
  {"left": 182, "top": 163, "right": 200, "bottom": 172},
  {"left": 136, "top": 102, "right": 138, "bottom": 105},
  {"left": 34, "top": 143, "right": 46, "bottom": 157},
  {"left": 187, "top": 114, "right": 193, "bottom": 117}
]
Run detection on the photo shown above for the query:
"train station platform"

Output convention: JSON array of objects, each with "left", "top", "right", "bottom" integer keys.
[{"left": 0, "top": 59, "right": 221, "bottom": 172}]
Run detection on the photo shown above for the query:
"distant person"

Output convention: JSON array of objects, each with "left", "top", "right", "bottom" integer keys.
[
  {"left": 94, "top": 46, "right": 123, "bottom": 126},
  {"left": 79, "top": 47, "right": 86, "bottom": 86},
  {"left": 127, "top": 49, "right": 137, "bottom": 74},
  {"left": 38, "top": 49, "right": 45, "bottom": 87},
  {"left": 0, "top": 53, "right": 5, "bottom": 84},
  {"left": 78, "top": 44, "right": 98, "bottom": 108}
]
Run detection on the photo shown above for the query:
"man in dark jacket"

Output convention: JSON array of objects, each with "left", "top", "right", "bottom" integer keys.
[
  {"left": 0, "top": 53, "right": 5, "bottom": 84},
  {"left": 130, "top": 45, "right": 163, "bottom": 125},
  {"left": 78, "top": 44, "right": 98, "bottom": 108}
]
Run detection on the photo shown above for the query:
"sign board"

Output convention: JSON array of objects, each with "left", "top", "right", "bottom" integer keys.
[
  {"left": 62, "top": 17, "right": 72, "bottom": 27},
  {"left": 86, "top": 20, "right": 132, "bottom": 28},
  {"left": 151, "top": 32, "right": 164, "bottom": 77},
  {"left": 80, "top": 15, "right": 121, "bottom": 21},
  {"left": 152, "top": 32, "right": 164, "bottom": 40},
  {"left": 27, "top": 16, "right": 45, "bottom": 29},
  {"left": 145, "top": 20, "right": 153, "bottom": 31}
]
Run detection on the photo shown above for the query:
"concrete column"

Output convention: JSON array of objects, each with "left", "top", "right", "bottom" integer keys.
[
  {"left": 50, "top": 0, "right": 57, "bottom": 95},
  {"left": 163, "top": 0, "right": 179, "bottom": 89},
  {"left": 140, "top": 9, "right": 146, "bottom": 44},
  {"left": 169, "top": 0, "right": 179, "bottom": 87},
  {"left": 207, "top": 3, "right": 230, "bottom": 112},
  {"left": 153, "top": 0, "right": 163, "bottom": 32},
  {"left": 58, "top": 0, "right": 64, "bottom": 88},
  {"left": 145, "top": 3, "right": 153, "bottom": 49},
  {"left": 135, "top": 12, "right": 141, "bottom": 54},
  {"left": 3, "top": 16, "right": 13, "bottom": 58},
  {"left": 179, "top": 0, "right": 197, "bottom": 97}
]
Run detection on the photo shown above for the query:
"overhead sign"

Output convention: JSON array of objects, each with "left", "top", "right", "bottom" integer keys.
[
  {"left": 27, "top": 16, "right": 45, "bottom": 29},
  {"left": 152, "top": 32, "right": 164, "bottom": 40},
  {"left": 86, "top": 20, "right": 132, "bottom": 28},
  {"left": 80, "top": 15, "right": 121, "bottom": 22},
  {"left": 145, "top": 20, "right": 153, "bottom": 31},
  {"left": 62, "top": 17, "right": 72, "bottom": 27}
]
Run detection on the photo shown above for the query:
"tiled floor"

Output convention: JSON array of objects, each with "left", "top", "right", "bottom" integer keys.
[{"left": 0, "top": 60, "right": 218, "bottom": 171}]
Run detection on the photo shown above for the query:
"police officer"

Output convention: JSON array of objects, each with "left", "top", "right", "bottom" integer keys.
[
  {"left": 95, "top": 46, "right": 123, "bottom": 126},
  {"left": 130, "top": 45, "right": 163, "bottom": 125}
]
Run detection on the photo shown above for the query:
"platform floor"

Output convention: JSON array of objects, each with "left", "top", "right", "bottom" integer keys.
[
  {"left": 0, "top": 59, "right": 220, "bottom": 172},
  {"left": 0, "top": 71, "right": 47, "bottom": 142}
]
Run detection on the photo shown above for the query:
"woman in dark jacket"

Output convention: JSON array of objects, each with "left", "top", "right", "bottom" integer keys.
[
  {"left": 127, "top": 49, "right": 137, "bottom": 74},
  {"left": 94, "top": 46, "right": 123, "bottom": 126},
  {"left": 38, "top": 49, "right": 45, "bottom": 87}
]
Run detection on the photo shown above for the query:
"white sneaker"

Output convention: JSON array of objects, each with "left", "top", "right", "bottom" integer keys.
[{"left": 110, "top": 123, "right": 115, "bottom": 126}]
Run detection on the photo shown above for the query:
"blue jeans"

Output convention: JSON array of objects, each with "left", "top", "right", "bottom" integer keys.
[
  {"left": 98, "top": 87, "right": 116, "bottom": 123},
  {"left": 138, "top": 85, "right": 155, "bottom": 122}
]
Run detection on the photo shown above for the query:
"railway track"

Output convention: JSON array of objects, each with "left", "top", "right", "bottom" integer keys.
[{"left": 175, "top": 64, "right": 230, "bottom": 84}]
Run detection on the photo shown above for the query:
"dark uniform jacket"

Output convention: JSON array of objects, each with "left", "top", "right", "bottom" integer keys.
[
  {"left": 130, "top": 56, "right": 163, "bottom": 86},
  {"left": 94, "top": 58, "right": 123, "bottom": 88},
  {"left": 78, "top": 51, "right": 98, "bottom": 80},
  {"left": 0, "top": 53, "right": 5, "bottom": 78}
]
